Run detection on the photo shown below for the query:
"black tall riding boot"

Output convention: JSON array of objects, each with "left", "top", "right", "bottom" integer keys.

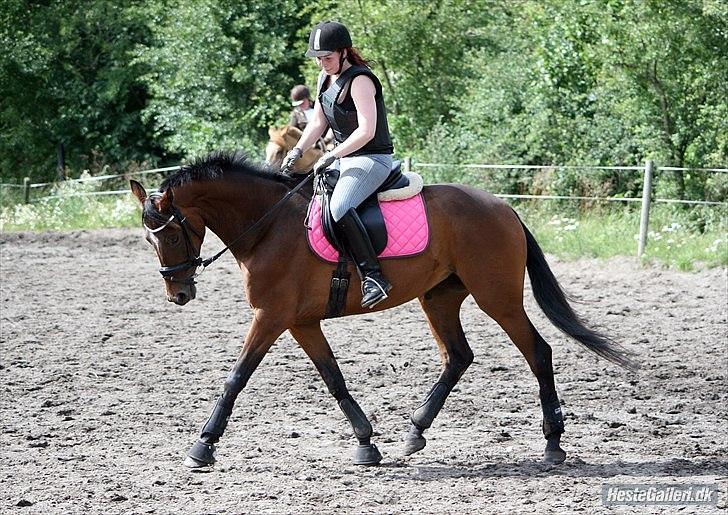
[{"left": 336, "top": 208, "right": 392, "bottom": 308}]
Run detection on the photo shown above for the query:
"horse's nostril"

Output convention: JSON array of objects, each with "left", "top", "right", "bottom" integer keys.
[{"left": 176, "top": 292, "right": 189, "bottom": 304}]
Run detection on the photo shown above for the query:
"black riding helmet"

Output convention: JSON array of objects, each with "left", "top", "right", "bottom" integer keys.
[{"left": 306, "top": 21, "right": 352, "bottom": 57}]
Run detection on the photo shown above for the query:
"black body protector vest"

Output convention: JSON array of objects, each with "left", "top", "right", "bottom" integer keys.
[{"left": 317, "top": 65, "right": 394, "bottom": 156}]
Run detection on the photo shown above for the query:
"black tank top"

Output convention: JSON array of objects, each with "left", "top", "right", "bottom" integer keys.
[{"left": 317, "top": 65, "right": 394, "bottom": 156}]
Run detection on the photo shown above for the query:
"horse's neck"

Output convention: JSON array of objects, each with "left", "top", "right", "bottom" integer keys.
[
  {"left": 283, "top": 127, "right": 302, "bottom": 145},
  {"left": 285, "top": 131, "right": 323, "bottom": 165},
  {"left": 181, "top": 178, "right": 300, "bottom": 257}
]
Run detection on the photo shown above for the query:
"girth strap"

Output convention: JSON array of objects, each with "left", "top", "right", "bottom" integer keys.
[{"left": 325, "top": 255, "right": 351, "bottom": 318}]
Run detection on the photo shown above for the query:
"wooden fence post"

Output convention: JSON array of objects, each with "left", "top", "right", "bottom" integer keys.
[
  {"left": 23, "top": 177, "right": 31, "bottom": 204},
  {"left": 403, "top": 156, "right": 412, "bottom": 174},
  {"left": 637, "top": 160, "right": 654, "bottom": 257}
]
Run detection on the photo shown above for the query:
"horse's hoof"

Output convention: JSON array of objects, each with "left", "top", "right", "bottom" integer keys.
[
  {"left": 403, "top": 435, "right": 427, "bottom": 456},
  {"left": 185, "top": 440, "right": 216, "bottom": 469},
  {"left": 183, "top": 455, "right": 214, "bottom": 470},
  {"left": 353, "top": 443, "right": 382, "bottom": 466},
  {"left": 544, "top": 435, "right": 566, "bottom": 464},
  {"left": 544, "top": 447, "right": 567, "bottom": 464}
]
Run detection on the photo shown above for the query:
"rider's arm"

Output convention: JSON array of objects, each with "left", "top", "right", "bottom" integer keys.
[
  {"left": 294, "top": 100, "right": 327, "bottom": 152},
  {"left": 326, "top": 75, "right": 377, "bottom": 158}
]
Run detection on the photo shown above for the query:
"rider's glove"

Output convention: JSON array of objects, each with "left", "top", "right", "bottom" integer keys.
[
  {"left": 313, "top": 151, "right": 337, "bottom": 175},
  {"left": 281, "top": 147, "right": 303, "bottom": 172}
]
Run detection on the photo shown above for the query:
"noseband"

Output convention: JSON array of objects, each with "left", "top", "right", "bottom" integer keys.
[{"left": 144, "top": 172, "right": 313, "bottom": 285}]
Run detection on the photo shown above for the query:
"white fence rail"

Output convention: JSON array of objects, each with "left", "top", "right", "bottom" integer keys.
[
  {"left": 1, "top": 166, "right": 181, "bottom": 204},
  {"left": 2, "top": 160, "right": 726, "bottom": 257},
  {"left": 405, "top": 159, "right": 727, "bottom": 256}
]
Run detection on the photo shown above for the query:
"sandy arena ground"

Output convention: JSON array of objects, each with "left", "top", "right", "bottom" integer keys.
[{"left": 1, "top": 228, "right": 726, "bottom": 514}]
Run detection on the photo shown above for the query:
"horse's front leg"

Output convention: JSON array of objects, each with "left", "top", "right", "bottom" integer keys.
[
  {"left": 289, "top": 321, "right": 382, "bottom": 466},
  {"left": 184, "top": 312, "right": 285, "bottom": 469},
  {"left": 404, "top": 278, "right": 472, "bottom": 455}
]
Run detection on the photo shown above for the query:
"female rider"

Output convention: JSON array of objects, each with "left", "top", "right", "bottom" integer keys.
[{"left": 282, "top": 21, "right": 394, "bottom": 309}]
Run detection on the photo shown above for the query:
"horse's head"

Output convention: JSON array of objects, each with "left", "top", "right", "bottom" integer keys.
[
  {"left": 265, "top": 126, "right": 317, "bottom": 172},
  {"left": 265, "top": 126, "right": 288, "bottom": 168},
  {"left": 130, "top": 180, "right": 206, "bottom": 306}
]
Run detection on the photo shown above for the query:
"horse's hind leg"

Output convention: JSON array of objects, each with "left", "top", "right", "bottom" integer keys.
[
  {"left": 289, "top": 321, "right": 382, "bottom": 466},
  {"left": 476, "top": 298, "right": 566, "bottom": 464},
  {"left": 404, "top": 274, "right": 473, "bottom": 456}
]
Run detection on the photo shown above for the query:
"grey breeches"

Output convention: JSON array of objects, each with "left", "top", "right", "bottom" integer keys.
[{"left": 329, "top": 154, "right": 393, "bottom": 222}]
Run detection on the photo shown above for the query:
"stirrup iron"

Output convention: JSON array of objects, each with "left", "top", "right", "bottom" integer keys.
[{"left": 361, "top": 275, "right": 391, "bottom": 308}]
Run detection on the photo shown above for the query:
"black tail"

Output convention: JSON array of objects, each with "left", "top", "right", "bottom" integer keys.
[{"left": 520, "top": 219, "right": 639, "bottom": 372}]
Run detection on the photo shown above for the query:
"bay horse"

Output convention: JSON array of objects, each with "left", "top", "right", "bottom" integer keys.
[
  {"left": 265, "top": 125, "right": 322, "bottom": 172},
  {"left": 129, "top": 151, "right": 636, "bottom": 469}
]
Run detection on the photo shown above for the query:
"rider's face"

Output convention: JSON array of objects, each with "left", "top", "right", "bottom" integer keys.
[{"left": 316, "top": 51, "right": 343, "bottom": 75}]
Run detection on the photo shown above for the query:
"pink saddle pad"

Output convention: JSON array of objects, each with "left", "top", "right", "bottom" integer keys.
[{"left": 307, "top": 194, "right": 429, "bottom": 263}]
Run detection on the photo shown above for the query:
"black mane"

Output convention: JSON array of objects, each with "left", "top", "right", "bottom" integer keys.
[{"left": 160, "top": 150, "right": 294, "bottom": 191}]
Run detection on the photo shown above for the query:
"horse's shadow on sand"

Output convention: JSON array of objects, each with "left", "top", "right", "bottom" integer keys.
[{"left": 384, "top": 457, "right": 728, "bottom": 480}]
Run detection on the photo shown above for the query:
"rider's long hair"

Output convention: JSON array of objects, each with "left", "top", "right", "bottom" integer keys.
[{"left": 344, "top": 47, "right": 372, "bottom": 67}]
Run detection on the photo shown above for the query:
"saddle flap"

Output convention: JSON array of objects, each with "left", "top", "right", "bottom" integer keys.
[
  {"left": 320, "top": 193, "right": 387, "bottom": 256},
  {"left": 315, "top": 159, "right": 422, "bottom": 259},
  {"left": 307, "top": 193, "right": 429, "bottom": 264},
  {"left": 358, "top": 197, "right": 387, "bottom": 255}
]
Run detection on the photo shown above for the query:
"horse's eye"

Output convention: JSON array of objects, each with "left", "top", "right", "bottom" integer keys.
[{"left": 165, "top": 233, "right": 180, "bottom": 246}]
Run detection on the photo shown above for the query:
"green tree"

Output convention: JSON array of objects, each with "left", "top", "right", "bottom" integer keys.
[
  {"left": 597, "top": 0, "right": 728, "bottom": 197},
  {"left": 2, "top": 0, "right": 724, "bottom": 196},
  {"left": 320, "top": 0, "right": 495, "bottom": 153},
  {"left": 421, "top": 0, "right": 727, "bottom": 199},
  {"left": 0, "top": 0, "right": 158, "bottom": 182},
  {"left": 134, "top": 0, "right": 313, "bottom": 159}
]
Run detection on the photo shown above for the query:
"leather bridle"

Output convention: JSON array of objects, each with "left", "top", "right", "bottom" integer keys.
[{"left": 144, "top": 198, "right": 204, "bottom": 285}]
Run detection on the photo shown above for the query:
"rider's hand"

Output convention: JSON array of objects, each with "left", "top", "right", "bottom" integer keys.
[
  {"left": 281, "top": 147, "right": 303, "bottom": 172},
  {"left": 313, "top": 151, "right": 337, "bottom": 175}
]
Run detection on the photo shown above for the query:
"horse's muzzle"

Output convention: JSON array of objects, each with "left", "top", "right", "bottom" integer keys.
[{"left": 168, "top": 285, "right": 196, "bottom": 305}]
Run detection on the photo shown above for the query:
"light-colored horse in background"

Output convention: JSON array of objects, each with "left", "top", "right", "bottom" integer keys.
[{"left": 265, "top": 125, "right": 322, "bottom": 173}]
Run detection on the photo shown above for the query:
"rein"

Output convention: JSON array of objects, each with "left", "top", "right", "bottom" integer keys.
[{"left": 148, "top": 172, "right": 313, "bottom": 283}]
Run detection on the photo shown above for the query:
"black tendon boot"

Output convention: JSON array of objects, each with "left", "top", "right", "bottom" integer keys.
[{"left": 336, "top": 208, "right": 392, "bottom": 308}]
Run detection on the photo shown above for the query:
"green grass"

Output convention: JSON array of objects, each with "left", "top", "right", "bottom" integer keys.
[
  {"left": 0, "top": 180, "right": 139, "bottom": 232},
  {"left": 517, "top": 203, "right": 727, "bottom": 270},
  {"left": 2, "top": 181, "right": 725, "bottom": 271}
]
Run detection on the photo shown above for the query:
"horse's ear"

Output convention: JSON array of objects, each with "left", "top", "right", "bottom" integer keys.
[
  {"left": 129, "top": 180, "right": 147, "bottom": 204},
  {"left": 268, "top": 126, "right": 277, "bottom": 138},
  {"left": 154, "top": 189, "right": 173, "bottom": 212}
]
